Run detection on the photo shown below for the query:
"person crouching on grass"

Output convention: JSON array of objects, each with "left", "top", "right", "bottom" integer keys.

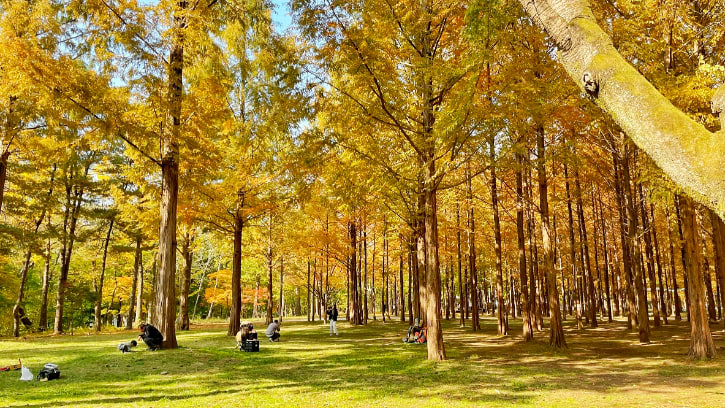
[
  {"left": 266, "top": 319, "right": 281, "bottom": 342},
  {"left": 138, "top": 323, "right": 164, "bottom": 351}
]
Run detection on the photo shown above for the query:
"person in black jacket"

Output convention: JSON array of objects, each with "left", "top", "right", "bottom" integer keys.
[
  {"left": 327, "top": 304, "right": 338, "bottom": 336},
  {"left": 137, "top": 324, "right": 164, "bottom": 351}
]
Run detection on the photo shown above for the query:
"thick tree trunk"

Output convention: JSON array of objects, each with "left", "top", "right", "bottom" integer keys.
[
  {"left": 518, "top": 0, "right": 725, "bottom": 217},
  {"left": 536, "top": 125, "right": 565, "bottom": 347},
  {"left": 94, "top": 218, "right": 115, "bottom": 332},
  {"left": 153, "top": 0, "right": 186, "bottom": 349},
  {"left": 178, "top": 233, "right": 192, "bottom": 331},
  {"left": 516, "top": 151, "right": 533, "bottom": 340},
  {"left": 423, "top": 177, "right": 445, "bottom": 360},
  {"left": 679, "top": 195, "right": 717, "bottom": 359}
]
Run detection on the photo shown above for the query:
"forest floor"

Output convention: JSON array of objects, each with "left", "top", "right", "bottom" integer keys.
[{"left": 0, "top": 316, "right": 723, "bottom": 407}]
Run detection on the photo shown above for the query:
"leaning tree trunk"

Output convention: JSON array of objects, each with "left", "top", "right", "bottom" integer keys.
[
  {"left": 94, "top": 218, "right": 115, "bottom": 332},
  {"left": 679, "top": 195, "right": 717, "bottom": 359},
  {"left": 536, "top": 125, "right": 565, "bottom": 348},
  {"left": 517, "top": 0, "right": 725, "bottom": 219}
]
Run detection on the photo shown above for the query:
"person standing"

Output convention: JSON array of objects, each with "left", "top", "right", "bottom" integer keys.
[{"left": 327, "top": 304, "right": 338, "bottom": 336}]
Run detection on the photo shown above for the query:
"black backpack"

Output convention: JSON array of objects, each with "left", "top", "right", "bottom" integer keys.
[{"left": 37, "top": 363, "right": 60, "bottom": 381}]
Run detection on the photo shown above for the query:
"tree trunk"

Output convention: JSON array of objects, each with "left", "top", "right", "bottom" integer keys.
[
  {"left": 39, "top": 235, "right": 52, "bottom": 331},
  {"left": 597, "top": 188, "right": 613, "bottom": 322},
  {"left": 153, "top": 0, "right": 185, "bottom": 349},
  {"left": 651, "top": 204, "right": 668, "bottom": 324},
  {"left": 423, "top": 173, "right": 445, "bottom": 360},
  {"left": 488, "top": 144, "right": 503, "bottom": 335},
  {"left": 666, "top": 205, "right": 683, "bottom": 320},
  {"left": 126, "top": 236, "right": 142, "bottom": 329},
  {"left": 679, "top": 195, "right": 717, "bottom": 359},
  {"left": 621, "top": 140, "right": 650, "bottom": 342},
  {"left": 536, "top": 125, "right": 565, "bottom": 347},
  {"left": 279, "top": 257, "right": 284, "bottom": 319},
  {"left": 456, "top": 202, "right": 464, "bottom": 327},
  {"left": 54, "top": 162, "right": 88, "bottom": 334},
  {"left": 709, "top": 209, "right": 725, "bottom": 330},
  {"left": 178, "top": 232, "right": 192, "bottom": 331},
  {"left": 517, "top": 0, "right": 725, "bottom": 218},
  {"left": 638, "top": 184, "right": 661, "bottom": 327},
  {"left": 365, "top": 227, "right": 369, "bottom": 323},
  {"left": 675, "top": 196, "right": 691, "bottom": 321},
  {"left": 229, "top": 213, "right": 243, "bottom": 335},
  {"left": 516, "top": 150, "right": 533, "bottom": 340},
  {"left": 267, "top": 211, "right": 274, "bottom": 325},
  {"left": 0, "top": 150, "right": 8, "bottom": 216},
  {"left": 574, "top": 168, "right": 597, "bottom": 327},
  {"left": 612, "top": 149, "right": 637, "bottom": 329},
  {"left": 307, "top": 260, "right": 311, "bottom": 322},
  {"left": 94, "top": 218, "right": 115, "bottom": 332}
]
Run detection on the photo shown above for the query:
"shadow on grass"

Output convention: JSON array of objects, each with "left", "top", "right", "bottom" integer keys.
[{"left": 1, "top": 316, "right": 723, "bottom": 407}]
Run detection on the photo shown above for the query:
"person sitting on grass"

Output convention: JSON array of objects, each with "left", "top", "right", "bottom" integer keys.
[
  {"left": 236, "top": 323, "right": 257, "bottom": 348},
  {"left": 265, "top": 319, "right": 281, "bottom": 342},
  {"left": 137, "top": 323, "right": 164, "bottom": 351}
]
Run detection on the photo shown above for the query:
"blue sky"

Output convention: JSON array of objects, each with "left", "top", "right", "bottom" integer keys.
[{"left": 271, "top": 0, "right": 292, "bottom": 32}]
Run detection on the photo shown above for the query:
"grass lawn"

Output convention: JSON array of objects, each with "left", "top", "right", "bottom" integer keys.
[{"left": 0, "top": 316, "right": 723, "bottom": 407}]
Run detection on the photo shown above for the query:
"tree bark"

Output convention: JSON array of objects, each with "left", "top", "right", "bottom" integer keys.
[
  {"left": 638, "top": 184, "right": 660, "bottom": 327},
  {"left": 153, "top": 0, "right": 186, "bottom": 349},
  {"left": 39, "top": 234, "right": 52, "bottom": 331},
  {"left": 94, "top": 218, "right": 115, "bottom": 332},
  {"left": 709, "top": 209, "right": 725, "bottom": 330},
  {"left": 621, "top": 141, "right": 650, "bottom": 342},
  {"left": 229, "top": 212, "right": 243, "bottom": 334},
  {"left": 267, "top": 211, "right": 274, "bottom": 325},
  {"left": 54, "top": 161, "right": 89, "bottom": 334},
  {"left": 126, "top": 236, "right": 142, "bottom": 329},
  {"left": 651, "top": 204, "right": 668, "bottom": 324},
  {"left": 516, "top": 150, "right": 533, "bottom": 340},
  {"left": 679, "top": 195, "right": 717, "bottom": 359},
  {"left": 178, "top": 232, "right": 193, "bottom": 331},
  {"left": 488, "top": 144, "right": 504, "bottom": 335},
  {"left": 574, "top": 168, "right": 597, "bottom": 327},
  {"left": 536, "top": 125, "right": 565, "bottom": 347},
  {"left": 457, "top": 202, "right": 464, "bottom": 327},
  {"left": 518, "top": 0, "right": 725, "bottom": 217}
]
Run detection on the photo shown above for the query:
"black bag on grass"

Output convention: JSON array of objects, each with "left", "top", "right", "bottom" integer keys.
[{"left": 37, "top": 363, "right": 60, "bottom": 381}]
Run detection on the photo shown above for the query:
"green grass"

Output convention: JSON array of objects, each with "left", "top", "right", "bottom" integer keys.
[{"left": 0, "top": 316, "right": 723, "bottom": 407}]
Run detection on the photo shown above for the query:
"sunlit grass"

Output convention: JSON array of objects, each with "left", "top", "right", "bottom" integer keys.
[{"left": 0, "top": 316, "right": 722, "bottom": 407}]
